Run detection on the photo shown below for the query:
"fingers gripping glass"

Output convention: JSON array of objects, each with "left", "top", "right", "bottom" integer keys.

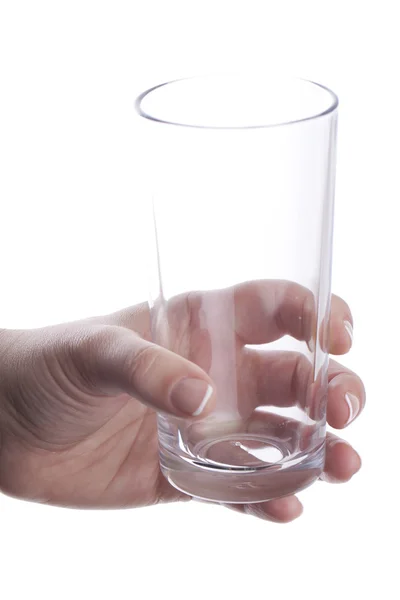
[{"left": 135, "top": 74, "right": 338, "bottom": 503}]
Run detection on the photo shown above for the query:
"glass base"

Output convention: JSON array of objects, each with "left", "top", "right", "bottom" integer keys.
[{"left": 160, "top": 439, "right": 325, "bottom": 504}]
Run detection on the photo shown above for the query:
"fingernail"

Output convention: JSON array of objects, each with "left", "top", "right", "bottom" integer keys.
[
  {"left": 344, "top": 320, "right": 353, "bottom": 345},
  {"left": 326, "top": 436, "right": 352, "bottom": 450},
  {"left": 319, "top": 471, "right": 341, "bottom": 483},
  {"left": 307, "top": 336, "right": 315, "bottom": 353},
  {"left": 344, "top": 392, "right": 360, "bottom": 426},
  {"left": 170, "top": 378, "right": 213, "bottom": 417},
  {"left": 353, "top": 452, "right": 362, "bottom": 475}
]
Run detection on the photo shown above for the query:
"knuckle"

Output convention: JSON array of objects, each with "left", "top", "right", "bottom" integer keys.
[
  {"left": 130, "top": 343, "right": 161, "bottom": 382},
  {"left": 290, "top": 352, "right": 311, "bottom": 397},
  {"left": 301, "top": 291, "right": 316, "bottom": 338}
]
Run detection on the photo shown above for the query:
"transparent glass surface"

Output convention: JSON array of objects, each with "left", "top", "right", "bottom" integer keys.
[{"left": 136, "top": 74, "right": 338, "bottom": 503}]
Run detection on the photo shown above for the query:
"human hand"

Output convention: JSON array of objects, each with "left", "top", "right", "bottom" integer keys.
[{"left": 0, "top": 281, "right": 364, "bottom": 522}]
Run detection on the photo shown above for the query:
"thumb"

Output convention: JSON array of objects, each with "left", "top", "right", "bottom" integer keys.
[{"left": 76, "top": 325, "right": 215, "bottom": 418}]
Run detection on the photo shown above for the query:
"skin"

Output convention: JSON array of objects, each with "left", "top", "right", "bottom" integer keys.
[{"left": 0, "top": 281, "right": 365, "bottom": 523}]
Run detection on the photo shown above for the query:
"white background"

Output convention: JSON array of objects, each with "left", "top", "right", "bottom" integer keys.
[{"left": 0, "top": 1, "right": 398, "bottom": 598}]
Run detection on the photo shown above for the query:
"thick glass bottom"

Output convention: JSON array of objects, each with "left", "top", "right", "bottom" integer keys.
[{"left": 160, "top": 438, "right": 325, "bottom": 504}]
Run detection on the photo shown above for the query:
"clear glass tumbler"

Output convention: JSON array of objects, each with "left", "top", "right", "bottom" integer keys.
[{"left": 135, "top": 74, "right": 338, "bottom": 504}]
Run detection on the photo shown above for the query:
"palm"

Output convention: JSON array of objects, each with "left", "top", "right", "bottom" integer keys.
[{"left": 48, "top": 396, "right": 182, "bottom": 509}]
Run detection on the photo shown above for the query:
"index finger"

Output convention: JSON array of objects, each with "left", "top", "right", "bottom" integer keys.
[
  {"left": 233, "top": 279, "right": 314, "bottom": 345},
  {"left": 107, "top": 281, "right": 351, "bottom": 352}
]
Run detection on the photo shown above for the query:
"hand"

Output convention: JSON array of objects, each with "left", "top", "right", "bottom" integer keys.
[{"left": 0, "top": 281, "right": 364, "bottom": 522}]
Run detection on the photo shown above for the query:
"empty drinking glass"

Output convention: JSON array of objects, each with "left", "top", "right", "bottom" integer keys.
[{"left": 135, "top": 74, "right": 338, "bottom": 503}]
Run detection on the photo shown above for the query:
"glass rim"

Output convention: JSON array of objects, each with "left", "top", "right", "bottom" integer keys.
[{"left": 135, "top": 74, "right": 339, "bottom": 131}]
